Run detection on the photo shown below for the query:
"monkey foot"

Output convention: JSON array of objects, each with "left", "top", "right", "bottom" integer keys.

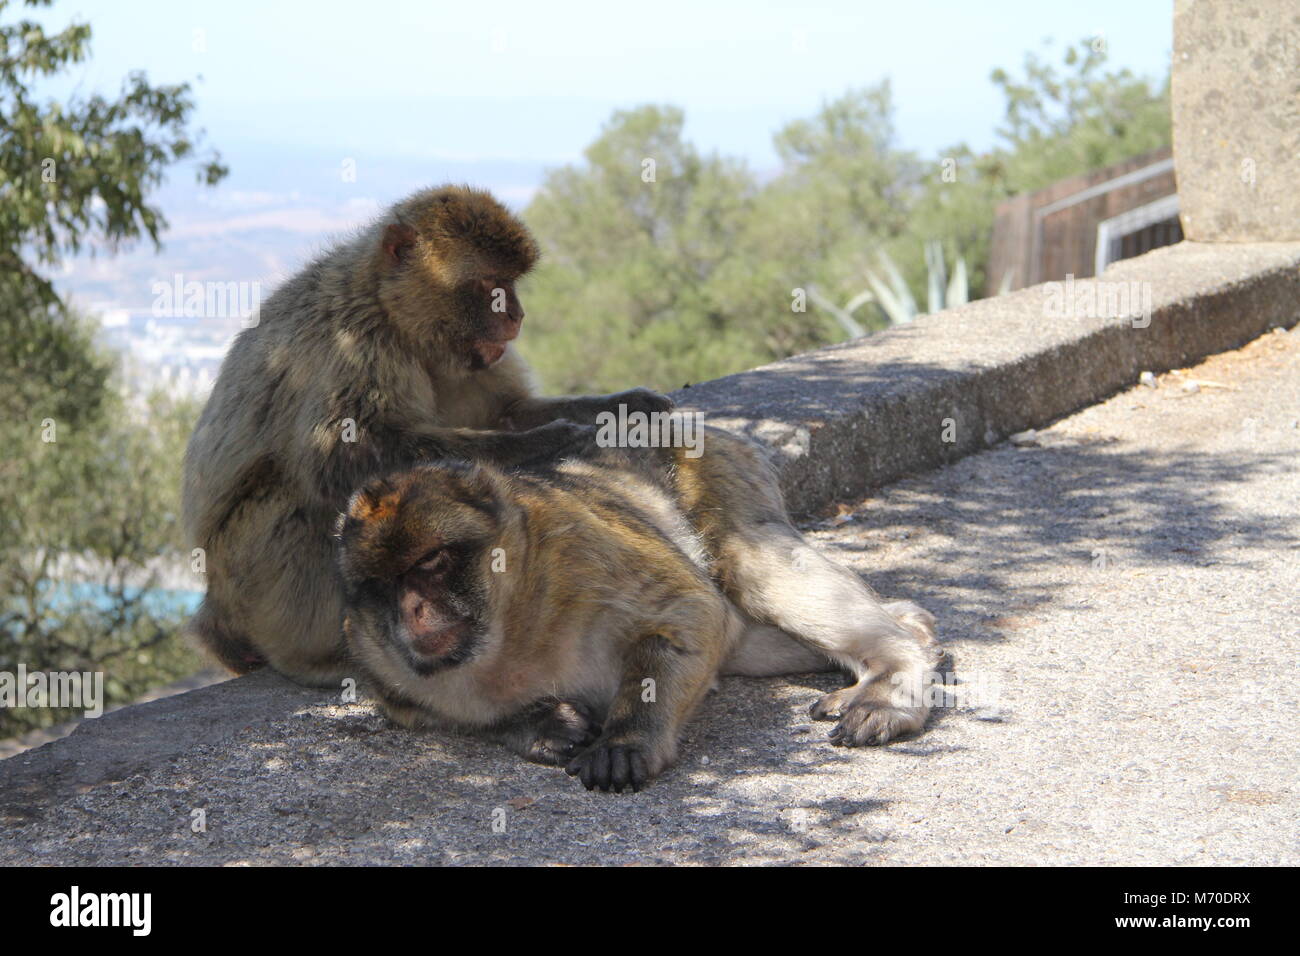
[
  {"left": 828, "top": 700, "right": 926, "bottom": 747},
  {"left": 565, "top": 740, "right": 651, "bottom": 793}
]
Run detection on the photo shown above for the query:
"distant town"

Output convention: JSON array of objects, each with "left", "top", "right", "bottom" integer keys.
[{"left": 98, "top": 308, "right": 242, "bottom": 398}]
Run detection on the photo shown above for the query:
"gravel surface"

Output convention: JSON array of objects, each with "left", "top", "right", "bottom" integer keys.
[{"left": 2, "top": 329, "right": 1296, "bottom": 866}]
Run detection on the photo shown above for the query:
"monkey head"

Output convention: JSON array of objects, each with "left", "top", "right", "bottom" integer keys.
[
  {"left": 375, "top": 185, "right": 540, "bottom": 372},
  {"left": 336, "top": 462, "right": 514, "bottom": 677}
]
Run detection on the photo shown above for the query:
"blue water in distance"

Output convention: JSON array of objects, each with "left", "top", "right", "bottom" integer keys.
[{"left": 32, "top": 582, "right": 202, "bottom": 617}]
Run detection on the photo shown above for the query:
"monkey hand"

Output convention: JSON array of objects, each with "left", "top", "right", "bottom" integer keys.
[
  {"left": 565, "top": 734, "right": 656, "bottom": 793},
  {"left": 517, "top": 419, "right": 598, "bottom": 464},
  {"left": 522, "top": 700, "right": 602, "bottom": 766},
  {"left": 610, "top": 386, "right": 675, "bottom": 418}
]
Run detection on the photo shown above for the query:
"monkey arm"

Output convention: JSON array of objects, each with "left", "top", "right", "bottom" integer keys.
[
  {"left": 304, "top": 418, "right": 597, "bottom": 506},
  {"left": 502, "top": 387, "right": 674, "bottom": 429},
  {"left": 565, "top": 599, "right": 735, "bottom": 792},
  {"left": 408, "top": 421, "right": 598, "bottom": 468}
]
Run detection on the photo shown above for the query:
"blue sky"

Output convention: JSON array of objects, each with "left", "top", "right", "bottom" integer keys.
[
  {"left": 38, "top": 1, "right": 1172, "bottom": 173},
  {"left": 25, "top": 0, "right": 1174, "bottom": 312}
]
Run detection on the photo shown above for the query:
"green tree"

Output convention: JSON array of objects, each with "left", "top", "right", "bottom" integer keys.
[
  {"left": 1, "top": 0, "right": 226, "bottom": 312},
  {"left": 1, "top": 0, "right": 224, "bottom": 734},
  {"left": 0, "top": 378, "right": 204, "bottom": 735},
  {"left": 985, "top": 39, "right": 1172, "bottom": 192},
  {"left": 521, "top": 106, "right": 766, "bottom": 393},
  {"left": 734, "top": 82, "right": 924, "bottom": 350}
]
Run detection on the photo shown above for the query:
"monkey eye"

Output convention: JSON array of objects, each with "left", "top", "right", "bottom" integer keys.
[{"left": 413, "top": 549, "right": 452, "bottom": 575}]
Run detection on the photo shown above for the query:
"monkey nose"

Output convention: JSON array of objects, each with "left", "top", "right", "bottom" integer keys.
[{"left": 407, "top": 620, "right": 470, "bottom": 660}]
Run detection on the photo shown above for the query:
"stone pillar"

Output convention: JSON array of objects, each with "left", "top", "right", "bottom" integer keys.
[{"left": 1171, "top": 0, "right": 1300, "bottom": 240}]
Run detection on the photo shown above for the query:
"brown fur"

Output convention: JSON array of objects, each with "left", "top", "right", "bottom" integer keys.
[
  {"left": 338, "top": 453, "right": 735, "bottom": 791},
  {"left": 181, "top": 185, "right": 671, "bottom": 686}
]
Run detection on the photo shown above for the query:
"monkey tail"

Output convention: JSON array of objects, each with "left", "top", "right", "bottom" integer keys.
[{"left": 186, "top": 599, "right": 267, "bottom": 675}]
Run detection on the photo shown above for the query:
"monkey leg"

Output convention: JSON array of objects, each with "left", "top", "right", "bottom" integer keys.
[
  {"left": 719, "top": 522, "right": 942, "bottom": 746},
  {"left": 199, "top": 497, "right": 351, "bottom": 688},
  {"left": 565, "top": 597, "right": 736, "bottom": 792},
  {"left": 670, "top": 431, "right": 941, "bottom": 745},
  {"left": 721, "top": 618, "right": 837, "bottom": 676}
]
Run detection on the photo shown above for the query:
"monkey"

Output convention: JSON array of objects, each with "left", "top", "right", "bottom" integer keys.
[
  {"left": 181, "top": 185, "right": 671, "bottom": 687},
  {"left": 336, "top": 427, "right": 941, "bottom": 792}
]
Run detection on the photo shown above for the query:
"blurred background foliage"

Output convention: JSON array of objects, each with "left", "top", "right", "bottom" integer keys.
[
  {"left": 519, "top": 41, "right": 1170, "bottom": 394},
  {"left": 0, "top": 0, "right": 1169, "bottom": 735},
  {"left": 1, "top": 0, "right": 221, "bottom": 734}
]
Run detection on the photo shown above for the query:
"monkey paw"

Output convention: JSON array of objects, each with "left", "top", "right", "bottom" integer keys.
[
  {"left": 565, "top": 739, "right": 652, "bottom": 793},
  {"left": 827, "top": 700, "right": 926, "bottom": 747},
  {"left": 523, "top": 700, "right": 601, "bottom": 766}
]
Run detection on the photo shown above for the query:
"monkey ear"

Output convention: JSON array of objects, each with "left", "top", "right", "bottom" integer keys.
[
  {"left": 347, "top": 479, "right": 397, "bottom": 523},
  {"left": 381, "top": 223, "right": 417, "bottom": 266}
]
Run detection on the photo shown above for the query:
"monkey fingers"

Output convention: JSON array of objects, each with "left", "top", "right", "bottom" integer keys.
[
  {"left": 808, "top": 685, "right": 856, "bottom": 721},
  {"left": 565, "top": 740, "right": 651, "bottom": 793},
  {"left": 825, "top": 686, "right": 927, "bottom": 747},
  {"left": 611, "top": 386, "right": 675, "bottom": 417}
]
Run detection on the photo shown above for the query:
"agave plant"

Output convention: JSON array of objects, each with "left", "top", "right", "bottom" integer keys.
[
  {"left": 809, "top": 242, "right": 972, "bottom": 336},
  {"left": 864, "top": 243, "right": 969, "bottom": 326},
  {"left": 804, "top": 285, "right": 868, "bottom": 339}
]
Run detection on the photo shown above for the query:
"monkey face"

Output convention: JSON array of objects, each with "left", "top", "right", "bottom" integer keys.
[
  {"left": 377, "top": 186, "right": 540, "bottom": 372},
  {"left": 337, "top": 464, "right": 503, "bottom": 676},
  {"left": 455, "top": 275, "right": 526, "bottom": 371},
  {"left": 382, "top": 243, "right": 528, "bottom": 372},
  {"left": 388, "top": 545, "right": 482, "bottom": 673}
]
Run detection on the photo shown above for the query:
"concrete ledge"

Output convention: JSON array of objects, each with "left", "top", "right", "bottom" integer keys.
[
  {"left": 0, "top": 671, "right": 317, "bottom": 826},
  {"left": 674, "top": 241, "right": 1300, "bottom": 516}
]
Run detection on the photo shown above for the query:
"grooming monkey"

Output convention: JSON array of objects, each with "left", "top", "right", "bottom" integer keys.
[
  {"left": 337, "top": 429, "right": 941, "bottom": 792},
  {"left": 182, "top": 185, "right": 670, "bottom": 686}
]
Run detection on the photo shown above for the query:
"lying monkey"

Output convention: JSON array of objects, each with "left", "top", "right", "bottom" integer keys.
[{"left": 336, "top": 430, "right": 940, "bottom": 792}]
